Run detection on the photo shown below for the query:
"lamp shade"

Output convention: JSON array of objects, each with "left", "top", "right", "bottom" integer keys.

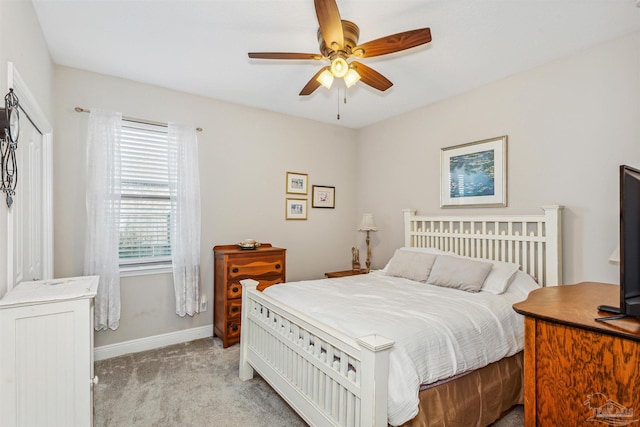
[
  {"left": 358, "top": 213, "right": 378, "bottom": 231},
  {"left": 344, "top": 68, "right": 361, "bottom": 88},
  {"left": 316, "top": 69, "right": 334, "bottom": 89},
  {"left": 330, "top": 57, "right": 349, "bottom": 78}
]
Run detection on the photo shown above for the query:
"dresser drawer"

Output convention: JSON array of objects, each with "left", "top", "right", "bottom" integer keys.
[
  {"left": 227, "top": 299, "right": 242, "bottom": 319},
  {"left": 226, "top": 320, "right": 241, "bottom": 340},
  {"left": 227, "top": 276, "right": 284, "bottom": 299},
  {"left": 227, "top": 282, "right": 243, "bottom": 299},
  {"left": 228, "top": 254, "right": 284, "bottom": 279}
]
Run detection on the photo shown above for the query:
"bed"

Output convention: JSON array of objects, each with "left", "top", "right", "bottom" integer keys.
[{"left": 239, "top": 206, "right": 563, "bottom": 426}]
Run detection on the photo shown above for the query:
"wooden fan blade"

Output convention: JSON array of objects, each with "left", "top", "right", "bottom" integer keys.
[
  {"left": 314, "top": 0, "right": 344, "bottom": 50},
  {"left": 299, "top": 66, "right": 330, "bottom": 96},
  {"left": 353, "top": 28, "right": 432, "bottom": 58},
  {"left": 248, "top": 52, "right": 323, "bottom": 60},
  {"left": 350, "top": 62, "right": 393, "bottom": 91}
]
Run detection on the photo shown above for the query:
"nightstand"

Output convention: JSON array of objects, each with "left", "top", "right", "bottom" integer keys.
[{"left": 324, "top": 269, "right": 369, "bottom": 278}]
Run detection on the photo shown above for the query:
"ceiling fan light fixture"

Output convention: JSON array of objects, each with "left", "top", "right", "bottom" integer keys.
[
  {"left": 330, "top": 57, "right": 349, "bottom": 78},
  {"left": 343, "top": 68, "right": 361, "bottom": 88},
  {"left": 316, "top": 69, "right": 334, "bottom": 89},
  {"left": 247, "top": 0, "right": 432, "bottom": 97}
]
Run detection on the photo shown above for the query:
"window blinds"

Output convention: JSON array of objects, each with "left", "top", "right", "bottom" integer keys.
[{"left": 119, "top": 121, "right": 172, "bottom": 264}]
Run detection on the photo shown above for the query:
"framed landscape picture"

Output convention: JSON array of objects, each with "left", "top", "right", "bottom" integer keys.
[
  {"left": 286, "top": 172, "right": 308, "bottom": 195},
  {"left": 440, "top": 136, "right": 507, "bottom": 208},
  {"left": 312, "top": 185, "right": 335, "bottom": 208},
  {"left": 285, "top": 198, "right": 308, "bottom": 220}
]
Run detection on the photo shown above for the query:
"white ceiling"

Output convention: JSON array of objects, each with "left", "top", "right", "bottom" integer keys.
[{"left": 32, "top": 0, "right": 640, "bottom": 129}]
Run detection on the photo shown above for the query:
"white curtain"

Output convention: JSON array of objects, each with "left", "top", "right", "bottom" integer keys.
[
  {"left": 168, "top": 123, "right": 201, "bottom": 316},
  {"left": 84, "top": 109, "right": 122, "bottom": 331}
]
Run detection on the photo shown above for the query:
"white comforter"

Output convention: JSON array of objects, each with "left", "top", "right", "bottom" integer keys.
[{"left": 263, "top": 270, "right": 537, "bottom": 426}]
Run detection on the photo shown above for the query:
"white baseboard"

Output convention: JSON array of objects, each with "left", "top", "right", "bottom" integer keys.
[{"left": 94, "top": 324, "right": 214, "bottom": 361}]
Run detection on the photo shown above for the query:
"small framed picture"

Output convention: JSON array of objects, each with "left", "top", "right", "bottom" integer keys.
[
  {"left": 286, "top": 172, "right": 308, "bottom": 195},
  {"left": 285, "top": 198, "right": 308, "bottom": 220},
  {"left": 312, "top": 185, "right": 335, "bottom": 208},
  {"left": 440, "top": 135, "right": 508, "bottom": 208}
]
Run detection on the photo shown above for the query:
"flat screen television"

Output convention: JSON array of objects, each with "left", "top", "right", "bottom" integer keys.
[{"left": 598, "top": 164, "right": 640, "bottom": 319}]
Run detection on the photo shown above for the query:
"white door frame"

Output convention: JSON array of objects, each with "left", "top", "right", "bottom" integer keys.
[{"left": 6, "top": 62, "right": 53, "bottom": 290}]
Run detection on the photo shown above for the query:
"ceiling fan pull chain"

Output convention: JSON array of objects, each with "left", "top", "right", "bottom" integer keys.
[{"left": 337, "top": 88, "right": 340, "bottom": 120}]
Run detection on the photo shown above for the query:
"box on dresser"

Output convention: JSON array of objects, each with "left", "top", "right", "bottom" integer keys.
[{"left": 213, "top": 243, "right": 286, "bottom": 348}]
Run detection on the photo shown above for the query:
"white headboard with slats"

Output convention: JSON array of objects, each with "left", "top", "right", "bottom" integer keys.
[{"left": 403, "top": 205, "right": 563, "bottom": 287}]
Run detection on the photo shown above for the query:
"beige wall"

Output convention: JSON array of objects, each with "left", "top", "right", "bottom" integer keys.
[
  {"left": 0, "top": 0, "right": 54, "bottom": 297},
  {"left": 6, "top": 6, "right": 639, "bottom": 347},
  {"left": 53, "top": 67, "right": 358, "bottom": 346},
  {"left": 356, "top": 31, "right": 640, "bottom": 286}
]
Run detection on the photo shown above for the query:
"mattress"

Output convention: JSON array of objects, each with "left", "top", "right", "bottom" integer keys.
[{"left": 262, "top": 270, "right": 537, "bottom": 425}]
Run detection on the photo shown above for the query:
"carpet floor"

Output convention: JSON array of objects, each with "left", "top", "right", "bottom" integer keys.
[{"left": 94, "top": 337, "right": 524, "bottom": 426}]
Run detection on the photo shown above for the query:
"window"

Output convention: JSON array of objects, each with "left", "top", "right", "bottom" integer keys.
[{"left": 119, "top": 120, "right": 172, "bottom": 268}]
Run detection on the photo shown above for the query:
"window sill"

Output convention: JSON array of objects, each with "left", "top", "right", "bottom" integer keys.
[{"left": 120, "top": 263, "right": 173, "bottom": 277}]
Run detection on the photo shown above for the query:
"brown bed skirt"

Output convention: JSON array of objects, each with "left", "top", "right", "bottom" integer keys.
[{"left": 399, "top": 351, "right": 524, "bottom": 427}]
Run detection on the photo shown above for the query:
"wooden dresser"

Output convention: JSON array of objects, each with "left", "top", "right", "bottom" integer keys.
[
  {"left": 213, "top": 244, "right": 286, "bottom": 347},
  {"left": 513, "top": 282, "right": 640, "bottom": 427}
]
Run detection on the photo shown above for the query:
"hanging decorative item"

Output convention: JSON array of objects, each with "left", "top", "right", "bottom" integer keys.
[{"left": 0, "top": 88, "right": 20, "bottom": 208}]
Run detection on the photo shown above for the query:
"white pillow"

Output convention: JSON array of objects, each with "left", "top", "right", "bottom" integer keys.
[
  {"left": 385, "top": 249, "right": 438, "bottom": 282},
  {"left": 436, "top": 252, "right": 521, "bottom": 295},
  {"left": 481, "top": 260, "right": 521, "bottom": 295},
  {"left": 503, "top": 270, "right": 541, "bottom": 299},
  {"left": 380, "top": 246, "right": 448, "bottom": 272},
  {"left": 426, "top": 255, "right": 493, "bottom": 292}
]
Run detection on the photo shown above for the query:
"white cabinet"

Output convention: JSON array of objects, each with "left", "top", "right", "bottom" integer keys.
[{"left": 0, "top": 276, "right": 99, "bottom": 427}]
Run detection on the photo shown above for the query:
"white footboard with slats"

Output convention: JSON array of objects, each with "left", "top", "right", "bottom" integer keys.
[
  {"left": 239, "top": 205, "right": 563, "bottom": 426},
  {"left": 239, "top": 281, "right": 393, "bottom": 426}
]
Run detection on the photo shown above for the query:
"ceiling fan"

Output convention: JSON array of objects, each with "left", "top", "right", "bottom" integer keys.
[{"left": 248, "top": 0, "right": 432, "bottom": 96}]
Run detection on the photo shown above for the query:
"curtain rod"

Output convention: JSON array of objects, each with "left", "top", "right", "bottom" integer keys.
[{"left": 74, "top": 107, "right": 203, "bottom": 132}]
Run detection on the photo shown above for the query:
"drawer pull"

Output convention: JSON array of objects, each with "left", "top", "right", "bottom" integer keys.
[
  {"left": 232, "top": 287, "right": 239, "bottom": 293},
  {"left": 275, "top": 264, "right": 281, "bottom": 269},
  {"left": 232, "top": 324, "right": 238, "bottom": 332},
  {"left": 232, "top": 267, "right": 239, "bottom": 273},
  {"left": 231, "top": 306, "right": 239, "bottom": 313}
]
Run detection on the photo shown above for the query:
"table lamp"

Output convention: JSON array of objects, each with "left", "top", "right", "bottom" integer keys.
[{"left": 358, "top": 213, "right": 378, "bottom": 271}]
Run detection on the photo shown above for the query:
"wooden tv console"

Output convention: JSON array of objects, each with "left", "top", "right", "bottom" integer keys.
[{"left": 513, "top": 282, "right": 640, "bottom": 427}]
